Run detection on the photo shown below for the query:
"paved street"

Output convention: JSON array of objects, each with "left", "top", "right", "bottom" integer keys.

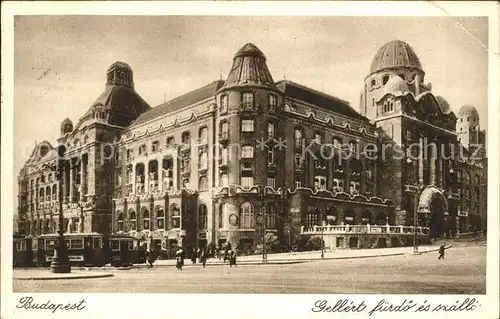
[{"left": 14, "top": 244, "right": 485, "bottom": 294}]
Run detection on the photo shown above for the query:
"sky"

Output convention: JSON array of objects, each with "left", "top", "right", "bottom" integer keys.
[{"left": 13, "top": 15, "right": 488, "bottom": 181}]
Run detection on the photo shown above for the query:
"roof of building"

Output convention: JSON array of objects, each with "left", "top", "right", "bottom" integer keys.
[
  {"left": 107, "top": 61, "right": 133, "bottom": 72},
  {"left": 79, "top": 84, "right": 151, "bottom": 127},
  {"left": 370, "top": 40, "right": 423, "bottom": 74},
  {"left": 130, "top": 80, "right": 225, "bottom": 127},
  {"left": 435, "top": 96, "right": 452, "bottom": 114},
  {"left": 457, "top": 104, "right": 479, "bottom": 119},
  {"left": 276, "top": 80, "right": 368, "bottom": 121},
  {"left": 219, "top": 43, "right": 276, "bottom": 91}
]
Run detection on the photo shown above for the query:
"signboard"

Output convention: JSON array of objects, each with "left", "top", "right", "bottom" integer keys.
[
  {"left": 46, "top": 255, "right": 84, "bottom": 262},
  {"left": 290, "top": 208, "right": 300, "bottom": 213}
]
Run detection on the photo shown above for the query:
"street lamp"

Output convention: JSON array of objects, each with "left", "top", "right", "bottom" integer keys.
[
  {"left": 315, "top": 207, "right": 324, "bottom": 259},
  {"left": 406, "top": 157, "right": 419, "bottom": 255},
  {"left": 42, "top": 144, "right": 71, "bottom": 273},
  {"left": 258, "top": 185, "right": 267, "bottom": 263}
]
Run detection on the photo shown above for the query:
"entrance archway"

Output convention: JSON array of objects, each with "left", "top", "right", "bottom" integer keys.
[{"left": 418, "top": 186, "right": 448, "bottom": 239}]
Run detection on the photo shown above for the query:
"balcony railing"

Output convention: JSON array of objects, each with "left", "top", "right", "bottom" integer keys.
[{"left": 301, "top": 224, "right": 430, "bottom": 236}]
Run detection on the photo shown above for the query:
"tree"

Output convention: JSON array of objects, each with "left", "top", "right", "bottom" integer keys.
[
  {"left": 254, "top": 232, "right": 280, "bottom": 254},
  {"left": 307, "top": 235, "right": 324, "bottom": 251}
]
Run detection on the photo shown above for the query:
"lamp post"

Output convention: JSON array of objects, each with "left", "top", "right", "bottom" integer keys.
[
  {"left": 42, "top": 144, "right": 71, "bottom": 273},
  {"left": 315, "top": 207, "right": 324, "bottom": 259},
  {"left": 406, "top": 157, "right": 419, "bottom": 255},
  {"left": 258, "top": 185, "right": 267, "bottom": 263}
]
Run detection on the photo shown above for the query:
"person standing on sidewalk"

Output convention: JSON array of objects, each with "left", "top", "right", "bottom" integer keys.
[
  {"left": 200, "top": 248, "right": 207, "bottom": 268},
  {"left": 229, "top": 250, "right": 237, "bottom": 267},
  {"left": 438, "top": 244, "right": 446, "bottom": 260}
]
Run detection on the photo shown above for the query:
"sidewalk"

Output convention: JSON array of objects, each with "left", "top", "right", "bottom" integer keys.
[
  {"left": 148, "top": 243, "right": 450, "bottom": 267},
  {"left": 14, "top": 269, "right": 114, "bottom": 280}
]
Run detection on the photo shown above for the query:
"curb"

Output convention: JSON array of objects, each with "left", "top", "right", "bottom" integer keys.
[{"left": 14, "top": 272, "right": 114, "bottom": 281}]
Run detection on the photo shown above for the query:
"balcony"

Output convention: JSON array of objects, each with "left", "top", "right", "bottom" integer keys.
[
  {"left": 197, "top": 138, "right": 208, "bottom": 147},
  {"left": 181, "top": 166, "right": 191, "bottom": 178},
  {"left": 179, "top": 143, "right": 191, "bottom": 154},
  {"left": 218, "top": 132, "right": 229, "bottom": 144},
  {"left": 198, "top": 163, "right": 208, "bottom": 175},
  {"left": 301, "top": 224, "right": 430, "bottom": 236}
]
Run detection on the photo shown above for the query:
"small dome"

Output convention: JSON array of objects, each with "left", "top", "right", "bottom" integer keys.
[
  {"left": 370, "top": 40, "right": 423, "bottom": 74},
  {"left": 107, "top": 61, "right": 132, "bottom": 72},
  {"left": 383, "top": 75, "right": 409, "bottom": 96},
  {"left": 60, "top": 118, "right": 73, "bottom": 135},
  {"left": 435, "top": 96, "right": 451, "bottom": 114},
  {"left": 458, "top": 105, "right": 479, "bottom": 119},
  {"left": 219, "top": 43, "right": 276, "bottom": 92}
]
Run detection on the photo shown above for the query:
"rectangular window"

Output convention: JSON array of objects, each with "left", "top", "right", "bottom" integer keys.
[
  {"left": 241, "top": 177, "right": 254, "bottom": 188},
  {"left": 267, "top": 122, "right": 275, "bottom": 139},
  {"left": 152, "top": 141, "right": 159, "bottom": 152},
  {"left": 220, "top": 95, "right": 228, "bottom": 113},
  {"left": 333, "top": 178, "right": 344, "bottom": 192},
  {"left": 266, "top": 177, "right": 276, "bottom": 188},
  {"left": 166, "top": 137, "right": 175, "bottom": 147},
  {"left": 268, "top": 94, "right": 277, "bottom": 111},
  {"left": 242, "top": 146, "right": 254, "bottom": 158},
  {"left": 314, "top": 176, "right": 327, "bottom": 191},
  {"left": 294, "top": 153, "right": 303, "bottom": 168},
  {"left": 220, "top": 174, "right": 229, "bottom": 187},
  {"left": 268, "top": 148, "right": 275, "bottom": 165},
  {"left": 242, "top": 92, "right": 254, "bottom": 110},
  {"left": 241, "top": 119, "right": 254, "bottom": 132},
  {"left": 349, "top": 181, "right": 360, "bottom": 195},
  {"left": 295, "top": 180, "right": 301, "bottom": 188}
]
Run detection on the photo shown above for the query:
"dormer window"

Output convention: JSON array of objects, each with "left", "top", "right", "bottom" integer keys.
[{"left": 242, "top": 92, "right": 254, "bottom": 110}]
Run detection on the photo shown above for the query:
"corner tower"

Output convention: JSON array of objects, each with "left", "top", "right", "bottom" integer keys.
[
  {"left": 360, "top": 40, "right": 430, "bottom": 121},
  {"left": 214, "top": 43, "right": 284, "bottom": 249}
]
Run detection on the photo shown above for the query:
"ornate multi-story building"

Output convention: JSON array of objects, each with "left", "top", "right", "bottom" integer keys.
[{"left": 17, "top": 40, "right": 487, "bottom": 253}]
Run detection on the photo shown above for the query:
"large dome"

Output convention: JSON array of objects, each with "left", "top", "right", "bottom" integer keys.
[
  {"left": 370, "top": 40, "right": 423, "bottom": 74},
  {"left": 458, "top": 104, "right": 479, "bottom": 119}
]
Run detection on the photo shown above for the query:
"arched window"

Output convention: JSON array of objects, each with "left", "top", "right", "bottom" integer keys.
[
  {"left": 117, "top": 211, "right": 124, "bottom": 232},
  {"left": 305, "top": 210, "right": 318, "bottom": 228},
  {"left": 52, "top": 184, "right": 57, "bottom": 200},
  {"left": 475, "top": 174, "right": 481, "bottom": 185},
  {"left": 382, "top": 75, "right": 389, "bottom": 85},
  {"left": 294, "top": 128, "right": 303, "bottom": 148},
  {"left": 314, "top": 132, "right": 322, "bottom": 144},
  {"left": 39, "top": 188, "right": 45, "bottom": 202},
  {"left": 142, "top": 207, "right": 150, "bottom": 230},
  {"left": 266, "top": 204, "right": 277, "bottom": 229},
  {"left": 371, "top": 79, "right": 376, "bottom": 87},
  {"left": 181, "top": 131, "right": 191, "bottom": 145},
  {"left": 156, "top": 206, "right": 165, "bottom": 229},
  {"left": 220, "top": 121, "right": 229, "bottom": 135},
  {"left": 239, "top": 202, "right": 254, "bottom": 229},
  {"left": 170, "top": 204, "right": 181, "bottom": 228},
  {"left": 33, "top": 220, "right": 38, "bottom": 235},
  {"left": 45, "top": 186, "right": 51, "bottom": 202},
  {"left": 198, "top": 205, "right": 208, "bottom": 230},
  {"left": 129, "top": 209, "right": 137, "bottom": 231}
]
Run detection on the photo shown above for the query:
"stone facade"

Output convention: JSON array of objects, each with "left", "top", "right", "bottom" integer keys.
[{"left": 17, "top": 41, "right": 487, "bottom": 253}]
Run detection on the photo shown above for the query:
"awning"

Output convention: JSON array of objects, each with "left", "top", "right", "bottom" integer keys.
[{"left": 417, "top": 186, "right": 448, "bottom": 214}]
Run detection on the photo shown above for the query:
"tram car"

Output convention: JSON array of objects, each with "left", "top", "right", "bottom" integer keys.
[
  {"left": 108, "top": 235, "right": 146, "bottom": 266},
  {"left": 13, "top": 235, "right": 33, "bottom": 267},
  {"left": 14, "top": 233, "right": 146, "bottom": 267}
]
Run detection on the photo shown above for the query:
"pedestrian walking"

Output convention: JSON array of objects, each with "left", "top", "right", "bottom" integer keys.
[
  {"left": 191, "top": 246, "right": 197, "bottom": 265},
  {"left": 175, "top": 247, "right": 184, "bottom": 270},
  {"left": 229, "top": 250, "right": 237, "bottom": 267},
  {"left": 438, "top": 244, "right": 446, "bottom": 260},
  {"left": 200, "top": 249, "right": 207, "bottom": 268}
]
